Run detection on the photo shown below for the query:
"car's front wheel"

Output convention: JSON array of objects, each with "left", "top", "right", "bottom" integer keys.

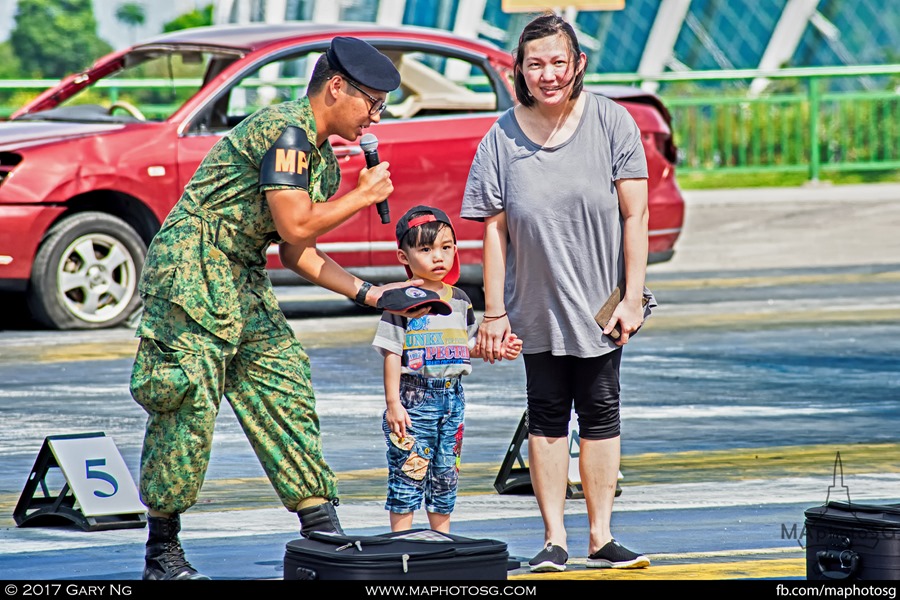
[{"left": 27, "top": 212, "right": 146, "bottom": 330}]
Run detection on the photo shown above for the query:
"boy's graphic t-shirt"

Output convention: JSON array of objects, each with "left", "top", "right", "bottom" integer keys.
[{"left": 372, "top": 284, "right": 476, "bottom": 379}]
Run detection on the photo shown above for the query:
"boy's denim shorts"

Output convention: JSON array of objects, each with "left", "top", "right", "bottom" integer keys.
[{"left": 382, "top": 374, "right": 465, "bottom": 515}]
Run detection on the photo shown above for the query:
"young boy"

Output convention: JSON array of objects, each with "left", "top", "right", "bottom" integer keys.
[{"left": 372, "top": 205, "right": 523, "bottom": 533}]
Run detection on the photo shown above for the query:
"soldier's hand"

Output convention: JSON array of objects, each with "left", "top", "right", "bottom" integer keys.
[
  {"left": 373, "top": 279, "right": 429, "bottom": 319},
  {"left": 357, "top": 162, "right": 394, "bottom": 206}
]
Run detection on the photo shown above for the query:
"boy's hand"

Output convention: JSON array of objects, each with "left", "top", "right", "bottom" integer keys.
[
  {"left": 502, "top": 333, "right": 523, "bottom": 360},
  {"left": 385, "top": 401, "right": 412, "bottom": 439}
]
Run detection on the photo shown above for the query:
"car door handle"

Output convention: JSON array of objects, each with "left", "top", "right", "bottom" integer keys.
[{"left": 332, "top": 146, "right": 363, "bottom": 158}]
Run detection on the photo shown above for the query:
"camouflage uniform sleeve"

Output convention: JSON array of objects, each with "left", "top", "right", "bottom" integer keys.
[{"left": 235, "top": 108, "right": 309, "bottom": 193}]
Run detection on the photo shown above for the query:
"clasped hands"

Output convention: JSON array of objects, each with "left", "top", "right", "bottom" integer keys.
[{"left": 473, "top": 315, "right": 522, "bottom": 363}]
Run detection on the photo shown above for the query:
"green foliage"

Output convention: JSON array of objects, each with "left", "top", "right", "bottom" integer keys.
[
  {"left": 9, "top": 0, "right": 113, "bottom": 78},
  {"left": 0, "top": 42, "right": 22, "bottom": 78},
  {"left": 678, "top": 169, "right": 900, "bottom": 190},
  {"left": 0, "top": 42, "right": 28, "bottom": 117},
  {"left": 116, "top": 1, "right": 145, "bottom": 44},
  {"left": 115, "top": 2, "right": 145, "bottom": 27},
  {"left": 162, "top": 4, "right": 214, "bottom": 32},
  {"left": 663, "top": 77, "right": 900, "bottom": 178}
]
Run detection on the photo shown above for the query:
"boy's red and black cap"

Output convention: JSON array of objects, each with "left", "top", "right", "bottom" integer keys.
[
  {"left": 395, "top": 205, "right": 460, "bottom": 285},
  {"left": 377, "top": 285, "right": 452, "bottom": 316},
  {"left": 326, "top": 36, "right": 401, "bottom": 92}
]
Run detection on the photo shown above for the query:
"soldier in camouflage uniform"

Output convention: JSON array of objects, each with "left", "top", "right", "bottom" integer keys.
[{"left": 130, "top": 37, "right": 423, "bottom": 581}]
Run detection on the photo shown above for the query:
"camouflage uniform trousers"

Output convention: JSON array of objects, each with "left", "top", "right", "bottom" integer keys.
[{"left": 129, "top": 293, "right": 338, "bottom": 515}]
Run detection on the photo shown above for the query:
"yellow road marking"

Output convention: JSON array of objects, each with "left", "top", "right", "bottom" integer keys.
[
  {"left": 37, "top": 341, "right": 138, "bottom": 362},
  {"left": 11, "top": 303, "right": 900, "bottom": 363},
  {"left": 644, "top": 308, "right": 900, "bottom": 334},
  {"left": 6, "top": 266, "right": 898, "bottom": 363},
  {"left": 70, "top": 442, "right": 893, "bottom": 512},
  {"left": 510, "top": 557, "right": 806, "bottom": 580},
  {"left": 619, "top": 442, "right": 900, "bottom": 484},
  {"left": 648, "top": 270, "right": 900, "bottom": 291}
]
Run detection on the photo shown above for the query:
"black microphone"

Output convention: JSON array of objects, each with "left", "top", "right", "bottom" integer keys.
[{"left": 360, "top": 133, "right": 390, "bottom": 224}]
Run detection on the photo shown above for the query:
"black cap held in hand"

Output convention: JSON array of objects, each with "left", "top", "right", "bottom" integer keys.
[
  {"left": 377, "top": 286, "right": 452, "bottom": 316},
  {"left": 326, "top": 36, "right": 401, "bottom": 92}
]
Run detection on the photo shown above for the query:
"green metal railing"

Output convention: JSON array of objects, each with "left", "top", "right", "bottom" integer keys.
[
  {"left": 586, "top": 64, "right": 900, "bottom": 182},
  {"left": 4, "top": 65, "right": 900, "bottom": 182}
]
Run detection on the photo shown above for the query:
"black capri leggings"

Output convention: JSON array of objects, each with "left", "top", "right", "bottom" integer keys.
[{"left": 523, "top": 349, "right": 622, "bottom": 440}]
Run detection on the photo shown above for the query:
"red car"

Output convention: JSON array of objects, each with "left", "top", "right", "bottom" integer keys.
[{"left": 0, "top": 22, "right": 683, "bottom": 330}]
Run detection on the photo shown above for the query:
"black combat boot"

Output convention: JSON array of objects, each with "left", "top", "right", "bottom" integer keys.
[
  {"left": 298, "top": 498, "right": 345, "bottom": 538},
  {"left": 143, "top": 514, "right": 211, "bottom": 580}
]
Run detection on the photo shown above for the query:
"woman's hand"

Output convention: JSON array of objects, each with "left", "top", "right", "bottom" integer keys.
[
  {"left": 604, "top": 298, "right": 645, "bottom": 346},
  {"left": 475, "top": 314, "right": 511, "bottom": 364}
]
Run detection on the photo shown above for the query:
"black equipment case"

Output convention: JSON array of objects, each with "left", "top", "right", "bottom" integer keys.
[
  {"left": 804, "top": 501, "right": 900, "bottom": 580},
  {"left": 284, "top": 529, "right": 510, "bottom": 580}
]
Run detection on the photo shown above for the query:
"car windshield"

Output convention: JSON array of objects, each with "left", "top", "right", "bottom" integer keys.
[{"left": 14, "top": 46, "right": 240, "bottom": 123}]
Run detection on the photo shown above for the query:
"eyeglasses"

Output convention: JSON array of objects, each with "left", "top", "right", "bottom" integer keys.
[{"left": 343, "top": 77, "right": 388, "bottom": 115}]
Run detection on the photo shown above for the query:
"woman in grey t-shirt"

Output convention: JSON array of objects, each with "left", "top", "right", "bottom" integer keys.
[{"left": 461, "top": 12, "right": 653, "bottom": 573}]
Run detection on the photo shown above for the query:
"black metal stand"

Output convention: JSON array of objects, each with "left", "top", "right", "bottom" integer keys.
[
  {"left": 13, "top": 433, "right": 146, "bottom": 532},
  {"left": 493, "top": 411, "right": 586, "bottom": 499}
]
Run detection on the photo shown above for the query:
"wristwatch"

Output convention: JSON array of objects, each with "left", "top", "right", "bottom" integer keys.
[{"left": 355, "top": 281, "right": 373, "bottom": 307}]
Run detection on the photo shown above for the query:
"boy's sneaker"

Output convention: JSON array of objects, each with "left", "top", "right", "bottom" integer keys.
[
  {"left": 586, "top": 539, "right": 650, "bottom": 569},
  {"left": 528, "top": 543, "right": 568, "bottom": 572}
]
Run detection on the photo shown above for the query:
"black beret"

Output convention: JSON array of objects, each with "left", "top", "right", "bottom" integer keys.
[{"left": 326, "top": 36, "right": 401, "bottom": 92}]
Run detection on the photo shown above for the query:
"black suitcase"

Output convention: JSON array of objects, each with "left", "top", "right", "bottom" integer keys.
[
  {"left": 805, "top": 501, "right": 900, "bottom": 580},
  {"left": 284, "top": 529, "right": 510, "bottom": 580}
]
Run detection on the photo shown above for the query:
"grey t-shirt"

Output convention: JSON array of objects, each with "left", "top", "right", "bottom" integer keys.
[{"left": 461, "top": 92, "right": 651, "bottom": 358}]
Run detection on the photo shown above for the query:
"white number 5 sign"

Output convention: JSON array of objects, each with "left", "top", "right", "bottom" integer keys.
[
  {"left": 49, "top": 435, "right": 144, "bottom": 515},
  {"left": 14, "top": 432, "right": 146, "bottom": 531}
]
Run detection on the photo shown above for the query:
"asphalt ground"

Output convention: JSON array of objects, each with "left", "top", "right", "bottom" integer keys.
[{"left": 1, "top": 182, "right": 899, "bottom": 591}]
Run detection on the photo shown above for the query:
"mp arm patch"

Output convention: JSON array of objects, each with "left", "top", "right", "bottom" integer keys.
[{"left": 259, "top": 126, "right": 312, "bottom": 189}]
